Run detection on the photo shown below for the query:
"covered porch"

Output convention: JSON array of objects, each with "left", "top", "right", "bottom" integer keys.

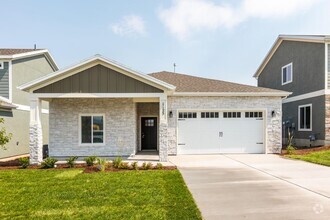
[{"left": 28, "top": 94, "right": 169, "bottom": 164}]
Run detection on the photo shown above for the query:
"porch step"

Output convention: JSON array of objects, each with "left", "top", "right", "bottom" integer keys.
[{"left": 127, "top": 154, "right": 160, "bottom": 161}]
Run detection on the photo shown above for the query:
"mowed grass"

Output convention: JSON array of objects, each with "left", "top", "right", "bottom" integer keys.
[
  {"left": 0, "top": 169, "right": 201, "bottom": 220},
  {"left": 287, "top": 150, "right": 330, "bottom": 167}
]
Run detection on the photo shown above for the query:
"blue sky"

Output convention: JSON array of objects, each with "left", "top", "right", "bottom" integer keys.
[{"left": 2, "top": 0, "right": 330, "bottom": 85}]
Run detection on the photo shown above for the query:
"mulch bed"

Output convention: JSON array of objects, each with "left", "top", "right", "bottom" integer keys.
[
  {"left": 281, "top": 145, "right": 330, "bottom": 155},
  {"left": 0, "top": 158, "right": 177, "bottom": 172},
  {"left": 83, "top": 166, "right": 177, "bottom": 173}
]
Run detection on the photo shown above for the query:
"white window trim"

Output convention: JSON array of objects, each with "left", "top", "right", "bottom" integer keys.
[
  {"left": 298, "top": 104, "right": 312, "bottom": 131},
  {"left": 0, "top": 61, "right": 4, "bottom": 69},
  {"left": 79, "top": 114, "right": 105, "bottom": 146},
  {"left": 281, "top": 62, "right": 293, "bottom": 85}
]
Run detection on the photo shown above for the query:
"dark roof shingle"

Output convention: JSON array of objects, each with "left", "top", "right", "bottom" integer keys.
[
  {"left": 0, "top": 48, "right": 42, "bottom": 56},
  {"left": 149, "top": 71, "right": 286, "bottom": 93}
]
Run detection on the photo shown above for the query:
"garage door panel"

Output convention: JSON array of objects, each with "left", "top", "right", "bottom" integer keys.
[
  {"left": 178, "top": 118, "right": 220, "bottom": 154},
  {"left": 177, "top": 111, "right": 265, "bottom": 155}
]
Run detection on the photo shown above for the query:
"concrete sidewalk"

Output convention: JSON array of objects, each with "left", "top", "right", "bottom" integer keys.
[{"left": 169, "top": 155, "right": 330, "bottom": 220}]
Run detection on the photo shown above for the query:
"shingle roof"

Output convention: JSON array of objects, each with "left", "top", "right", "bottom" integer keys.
[
  {"left": 149, "top": 71, "right": 286, "bottom": 93},
  {"left": 0, "top": 48, "right": 43, "bottom": 56}
]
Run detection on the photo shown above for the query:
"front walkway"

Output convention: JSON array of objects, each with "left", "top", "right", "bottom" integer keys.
[{"left": 169, "top": 154, "right": 330, "bottom": 220}]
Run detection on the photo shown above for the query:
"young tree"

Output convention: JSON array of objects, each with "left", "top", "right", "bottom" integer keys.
[{"left": 0, "top": 118, "right": 12, "bottom": 150}]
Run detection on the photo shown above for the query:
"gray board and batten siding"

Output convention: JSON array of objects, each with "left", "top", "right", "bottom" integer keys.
[
  {"left": 0, "top": 62, "right": 9, "bottom": 99},
  {"left": 34, "top": 64, "right": 163, "bottom": 93},
  {"left": 258, "top": 40, "right": 325, "bottom": 97},
  {"left": 282, "top": 95, "right": 325, "bottom": 140}
]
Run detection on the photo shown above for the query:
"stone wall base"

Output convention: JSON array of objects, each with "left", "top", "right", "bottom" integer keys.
[{"left": 29, "top": 124, "right": 43, "bottom": 164}]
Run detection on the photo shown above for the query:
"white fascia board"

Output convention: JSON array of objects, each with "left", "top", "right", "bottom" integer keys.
[
  {"left": 18, "top": 55, "right": 175, "bottom": 92},
  {"left": 253, "top": 35, "right": 328, "bottom": 78},
  {"left": 171, "top": 92, "right": 291, "bottom": 97}
]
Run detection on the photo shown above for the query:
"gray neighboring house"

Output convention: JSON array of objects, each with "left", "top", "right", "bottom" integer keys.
[
  {"left": 0, "top": 49, "right": 58, "bottom": 159},
  {"left": 255, "top": 35, "right": 330, "bottom": 146},
  {"left": 19, "top": 55, "right": 289, "bottom": 164}
]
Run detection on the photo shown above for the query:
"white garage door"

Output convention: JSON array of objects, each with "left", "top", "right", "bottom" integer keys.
[{"left": 177, "top": 111, "right": 265, "bottom": 154}]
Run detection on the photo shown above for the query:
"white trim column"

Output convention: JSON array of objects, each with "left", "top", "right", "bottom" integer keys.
[
  {"left": 29, "top": 97, "right": 43, "bottom": 164},
  {"left": 159, "top": 94, "right": 168, "bottom": 162}
]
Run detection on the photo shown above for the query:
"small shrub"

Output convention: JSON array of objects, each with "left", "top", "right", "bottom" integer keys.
[
  {"left": 131, "top": 161, "right": 139, "bottom": 170},
  {"left": 66, "top": 156, "right": 78, "bottom": 168},
  {"left": 156, "top": 163, "right": 163, "bottom": 170},
  {"left": 107, "top": 161, "right": 113, "bottom": 168},
  {"left": 97, "top": 158, "right": 107, "bottom": 172},
  {"left": 41, "top": 157, "right": 58, "bottom": 169},
  {"left": 84, "top": 156, "right": 97, "bottom": 166},
  {"left": 287, "top": 145, "right": 296, "bottom": 155},
  {"left": 120, "top": 162, "right": 129, "bottom": 169},
  {"left": 113, "top": 157, "right": 123, "bottom": 168},
  {"left": 142, "top": 162, "right": 153, "bottom": 170},
  {"left": 18, "top": 157, "right": 29, "bottom": 169}
]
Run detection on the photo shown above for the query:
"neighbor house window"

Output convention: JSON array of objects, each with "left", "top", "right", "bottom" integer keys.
[
  {"left": 0, "top": 61, "right": 4, "bottom": 69},
  {"left": 282, "top": 63, "right": 292, "bottom": 85},
  {"left": 298, "top": 104, "right": 312, "bottom": 131},
  {"left": 80, "top": 114, "right": 104, "bottom": 144}
]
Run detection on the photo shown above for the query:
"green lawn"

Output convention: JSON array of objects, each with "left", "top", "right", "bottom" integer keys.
[
  {"left": 0, "top": 169, "right": 201, "bottom": 220},
  {"left": 286, "top": 150, "right": 330, "bottom": 167}
]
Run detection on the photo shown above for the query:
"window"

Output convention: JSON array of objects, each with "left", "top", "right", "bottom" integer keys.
[
  {"left": 245, "top": 112, "right": 263, "bottom": 118},
  {"left": 223, "top": 112, "right": 241, "bottom": 118},
  {"left": 178, "top": 112, "right": 197, "bottom": 119},
  {"left": 201, "top": 112, "right": 219, "bottom": 118},
  {"left": 299, "top": 104, "right": 312, "bottom": 131},
  {"left": 145, "top": 119, "right": 154, "bottom": 127},
  {"left": 282, "top": 63, "right": 292, "bottom": 85},
  {"left": 80, "top": 115, "right": 104, "bottom": 144},
  {"left": 0, "top": 61, "right": 3, "bottom": 69}
]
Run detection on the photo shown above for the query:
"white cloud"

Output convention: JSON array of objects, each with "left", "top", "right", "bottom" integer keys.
[
  {"left": 158, "top": 0, "right": 320, "bottom": 40},
  {"left": 111, "top": 15, "right": 146, "bottom": 36}
]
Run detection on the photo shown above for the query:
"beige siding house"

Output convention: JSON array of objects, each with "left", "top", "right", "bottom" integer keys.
[
  {"left": 19, "top": 55, "right": 290, "bottom": 164},
  {"left": 0, "top": 49, "right": 58, "bottom": 159}
]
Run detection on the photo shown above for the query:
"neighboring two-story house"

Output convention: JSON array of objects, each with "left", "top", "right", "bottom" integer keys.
[
  {"left": 255, "top": 35, "right": 330, "bottom": 146},
  {"left": 0, "top": 49, "right": 58, "bottom": 159}
]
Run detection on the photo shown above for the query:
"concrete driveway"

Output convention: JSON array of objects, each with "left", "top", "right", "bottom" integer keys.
[{"left": 169, "top": 154, "right": 330, "bottom": 220}]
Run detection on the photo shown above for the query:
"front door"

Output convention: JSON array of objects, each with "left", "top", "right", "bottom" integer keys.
[{"left": 141, "top": 117, "right": 157, "bottom": 150}]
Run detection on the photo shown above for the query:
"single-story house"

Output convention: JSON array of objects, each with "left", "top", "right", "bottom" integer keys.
[{"left": 19, "top": 55, "right": 290, "bottom": 164}]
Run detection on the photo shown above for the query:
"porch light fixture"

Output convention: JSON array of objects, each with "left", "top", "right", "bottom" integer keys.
[
  {"left": 169, "top": 111, "right": 173, "bottom": 118},
  {"left": 271, "top": 110, "right": 276, "bottom": 117}
]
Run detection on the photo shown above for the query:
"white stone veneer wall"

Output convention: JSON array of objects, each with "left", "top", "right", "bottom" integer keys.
[
  {"left": 167, "top": 96, "right": 282, "bottom": 155},
  {"left": 49, "top": 98, "right": 137, "bottom": 157}
]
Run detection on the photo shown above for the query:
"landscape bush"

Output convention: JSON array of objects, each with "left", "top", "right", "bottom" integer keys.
[
  {"left": 84, "top": 156, "right": 97, "bottom": 166},
  {"left": 41, "top": 157, "right": 58, "bottom": 169},
  {"left": 66, "top": 156, "right": 78, "bottom": 168},
  {"left": 18, "top": 157, "right": 29, "bottom": 169}
]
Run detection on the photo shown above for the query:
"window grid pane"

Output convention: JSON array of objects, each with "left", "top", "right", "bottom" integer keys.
[{"left": 81, "top": 116, "right": 92, "bottom": 143}]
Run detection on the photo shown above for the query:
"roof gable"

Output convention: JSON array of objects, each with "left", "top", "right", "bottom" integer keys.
[
  {"left": 254, "top": 35, "right": 328, "bottom": 78},
  {"left": 35, "top": 64, "right": 163, "bottom": 93},
  {"left": 0, "top": 48, "right": 58, "bottom": 71},
  {"left": 19, "top": 55, "right": 175, "bottom": 93}
]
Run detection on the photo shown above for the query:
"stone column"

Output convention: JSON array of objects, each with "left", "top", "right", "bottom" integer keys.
[
  {"left": 29, "top": 97, "right": 43, "bottom": 164},
  {"left": 159, "top": 94, "right": 168, "bottom": 162}
]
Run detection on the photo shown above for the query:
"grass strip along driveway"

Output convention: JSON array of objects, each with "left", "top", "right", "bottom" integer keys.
[
  {"left": 287, "top": 150, "right": 330, "bottom": 167},
  {"left": 0, "top": 169, "right": 201, "bottom": 219}
]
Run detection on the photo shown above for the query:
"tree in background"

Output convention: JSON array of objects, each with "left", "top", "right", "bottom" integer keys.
[{"left": 0, "top": 118, "right": 12, "bottom": 150}]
